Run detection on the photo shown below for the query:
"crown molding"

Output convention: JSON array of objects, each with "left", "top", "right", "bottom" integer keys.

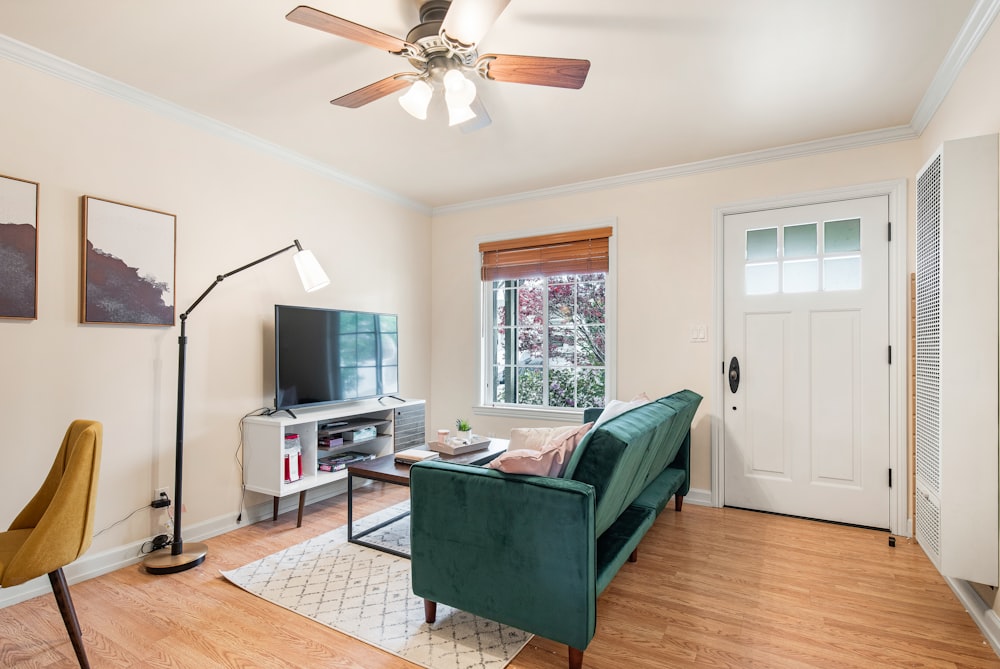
[
  {"left": 910, "top": 0, "right": 1000, "bottom": 133},
  {"left": 0, "top": 34, "right": 431, "bottom": 215},
  {"left": 3, "top": 0, "right": 997, "bottom": 219},
  {"left": 433, "top": 125, "right": 918, "bottom": 215}
]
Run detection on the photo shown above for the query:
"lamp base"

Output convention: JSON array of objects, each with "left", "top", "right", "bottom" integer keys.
[{"left": 143, "top": 542, "right": 208, "bottom": 575}]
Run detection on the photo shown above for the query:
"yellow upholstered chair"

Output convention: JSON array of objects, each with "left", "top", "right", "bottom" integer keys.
[{"left": 0, "top": 420, "right": 102, "bottom": 669}]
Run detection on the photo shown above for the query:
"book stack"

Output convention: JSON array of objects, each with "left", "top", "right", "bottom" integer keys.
[
  {"left": 318, "top": 451, "right": 376, "bottom": 472},
  {"left": 394, "top": 448, "right": 440, "bottom": 465}
]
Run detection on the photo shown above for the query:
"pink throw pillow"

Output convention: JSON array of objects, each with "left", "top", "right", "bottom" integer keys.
[{"left": 490, "top": 422, "right": 593, "bottom": 477}]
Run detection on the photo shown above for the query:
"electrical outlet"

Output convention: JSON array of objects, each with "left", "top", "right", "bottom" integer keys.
[{"left": 155, "top": 487, "right": 169, "bottom": 500}]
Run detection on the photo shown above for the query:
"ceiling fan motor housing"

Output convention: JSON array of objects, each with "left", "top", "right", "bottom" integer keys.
[{"left": 406, "top": 0, "right": 478, "bottom": 77}]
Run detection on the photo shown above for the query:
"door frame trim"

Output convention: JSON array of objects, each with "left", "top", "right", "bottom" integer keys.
[{"left": 711, "top": 179, "right": 909, "bottom": 535}]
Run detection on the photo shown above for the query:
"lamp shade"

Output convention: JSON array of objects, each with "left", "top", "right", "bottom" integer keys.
[
  {"left": 399, "top": 80, "right": 433, "bottom": 120},
  {"left": 293, "top": 249, "right": 330, "bottom": 292}
]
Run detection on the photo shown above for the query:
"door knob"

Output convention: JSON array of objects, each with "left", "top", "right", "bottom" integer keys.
[{"left": 728, "top": 356, "right": 740, "bottom": 393}]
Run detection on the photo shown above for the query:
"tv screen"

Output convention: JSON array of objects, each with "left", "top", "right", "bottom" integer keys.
[{"left": 275, "top": 305, "right": 399, "bottom": 410}]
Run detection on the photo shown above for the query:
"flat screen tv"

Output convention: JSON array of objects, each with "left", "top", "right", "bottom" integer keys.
[{"left": 274, "top": 304, "right": 399, "bottom": 411}]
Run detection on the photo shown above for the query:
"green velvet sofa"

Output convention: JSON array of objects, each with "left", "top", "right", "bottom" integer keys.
[{"left": 409, "top": 389, "right": 702, "bottom": 669}]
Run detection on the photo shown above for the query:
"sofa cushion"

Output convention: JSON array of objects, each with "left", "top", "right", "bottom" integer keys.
[
  {"left": 489, "top": 423, "right": 593, "bottom": 477},
  {"left": 565, "top": 400, "right": 678, "bottom": 536}
]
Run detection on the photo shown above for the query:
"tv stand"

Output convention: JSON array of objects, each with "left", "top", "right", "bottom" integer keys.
[{"left": 242, "top": 398, "right": 425, "bottom": 527}]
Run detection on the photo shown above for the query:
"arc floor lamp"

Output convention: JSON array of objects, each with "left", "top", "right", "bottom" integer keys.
[{"left": 144, "top": 240, "right": 330, "bottom": 575}]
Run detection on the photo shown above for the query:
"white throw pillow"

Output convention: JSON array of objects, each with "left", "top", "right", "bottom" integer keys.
[{"left": 592, "top": 393, "right": 651, "bottom": 428}]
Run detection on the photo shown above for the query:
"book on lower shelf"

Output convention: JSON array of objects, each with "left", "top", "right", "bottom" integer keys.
[
  {"left": 394, "top": 448, "right": 440, "bottom": 464},
  {"left": 317, "top": 451, "right": 376, "bottom": 472}
]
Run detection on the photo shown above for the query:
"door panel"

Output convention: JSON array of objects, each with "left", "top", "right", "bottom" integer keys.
[{"left": 723, "top": 196, "right": 890, "bottom": 528}]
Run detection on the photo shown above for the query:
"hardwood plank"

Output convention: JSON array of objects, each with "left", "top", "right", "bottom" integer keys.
[{"left": 0, "top": 495, "right": 996, "bottom": 668}]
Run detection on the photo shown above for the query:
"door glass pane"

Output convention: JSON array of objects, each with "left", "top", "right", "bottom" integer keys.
[
  {"left": 825, "top": 218, "right": 861, "bottom": 253},
  {"left": 746, "top": 228, "right": 778, "bottom": 260},
  {"left": 824, "top": 256, "right": 862, "bottom": 291},
  {"left": 784, "top": 223, "right": 817, "bottom": 258},
  {"left": 783, "top": 259, "right": 819, "bottom": 293},
  {"left": 746, "top": 262, "right": 779, "bottom": 295}
]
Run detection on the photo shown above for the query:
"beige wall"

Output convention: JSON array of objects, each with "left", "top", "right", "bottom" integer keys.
[
  {"left": 431, "top": 140, "right": 920, "bottom": 492},
  {"left": 428, "top": 16, "right": 1000, "bottom": 494},
  {"left": 0, "top": 58, "right": 431, "bottom": 575}
]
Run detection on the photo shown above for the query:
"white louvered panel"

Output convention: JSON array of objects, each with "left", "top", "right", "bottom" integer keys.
[
  {"left": 913, "top": 135, "right": 999, "bottom": 587},
  {"left": 915, "top": 484, "right": 941, "bottom": 566},
  {"left": 914, "top": 155, "right": 942, "bottom": 495}
]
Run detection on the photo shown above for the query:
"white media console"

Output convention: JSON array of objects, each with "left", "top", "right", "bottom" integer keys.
[{"left": 242, "top": 397, "right": 425, "bottom": 526}]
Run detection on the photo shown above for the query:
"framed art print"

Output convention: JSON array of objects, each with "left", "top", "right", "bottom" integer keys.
[
  {"left": 0, "top": 174, "right": 40, "bottom": 320},
  {"left": 82, "top": 196, "right": 176, "bottom": 326}
]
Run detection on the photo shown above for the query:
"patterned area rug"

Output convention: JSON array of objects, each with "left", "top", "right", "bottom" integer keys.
[{"left": 221, "top": 502, "right": 532, "bottom": 669}]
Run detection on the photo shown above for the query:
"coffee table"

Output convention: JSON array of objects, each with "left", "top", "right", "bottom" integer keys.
[{"left": 347, "top": 439, "right": 508, "bottom": 558}]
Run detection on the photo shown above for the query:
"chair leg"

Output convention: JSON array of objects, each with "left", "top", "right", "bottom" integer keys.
[
  {"left": 628, "top": 548, "right": 638, "bottom": 563},
  {"left": 568, "top": 645, "right": 584, "bottom": 669},
  {"left": 675, "top": 494, "right": 684, "bottom": 511},
  {"left": 48, "top": 568, "right": 90, "bottom": 669}
]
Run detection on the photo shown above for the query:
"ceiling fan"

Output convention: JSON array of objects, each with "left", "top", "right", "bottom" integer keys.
[{"left": 286, "top": 0, "right": 591, "bottom": 128}]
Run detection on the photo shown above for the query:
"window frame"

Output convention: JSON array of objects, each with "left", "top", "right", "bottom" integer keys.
[{"left": 475, "top": 221, "right": 617, "bottom": 421}]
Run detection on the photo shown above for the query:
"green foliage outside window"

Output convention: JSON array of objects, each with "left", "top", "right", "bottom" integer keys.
[{"left": 489, "top": 273, "right": 607, "bottom": 409}]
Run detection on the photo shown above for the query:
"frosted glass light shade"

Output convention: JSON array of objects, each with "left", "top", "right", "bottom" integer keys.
[
  {"left": 293, "top": 249, "right": 330, "bottom": 292},
  {"left": 399, "top": 80, "right": 433, "bottom": 120},
  {"left": 444, "top": 70, "right": 477, "bottom": 126}
]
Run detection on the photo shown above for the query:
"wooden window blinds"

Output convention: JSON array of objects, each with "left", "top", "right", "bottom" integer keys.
[{"left": 478, "top": 226, "right": 613, "bottom": 281}]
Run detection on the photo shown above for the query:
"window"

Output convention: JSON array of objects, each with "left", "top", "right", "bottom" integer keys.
[
  {"left": 480, "top": 227, "right": 612, "bottom": 411},
  {"left": 744, "top": 217, "right": 862, "bottom": 295}
]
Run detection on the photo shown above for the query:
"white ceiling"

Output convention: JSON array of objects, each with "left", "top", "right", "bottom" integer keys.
[{"left": 0, "top": 0, "right": 986, "bottom": 210}]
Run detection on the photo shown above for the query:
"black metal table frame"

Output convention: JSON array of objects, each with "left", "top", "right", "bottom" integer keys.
[{"left": 346, "top": 472, "right": 412, "bottom": 559}]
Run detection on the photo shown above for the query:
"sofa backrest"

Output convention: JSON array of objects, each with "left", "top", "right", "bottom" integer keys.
[{"left": 565, "top": 390, "right": 702, "bottom": 536}]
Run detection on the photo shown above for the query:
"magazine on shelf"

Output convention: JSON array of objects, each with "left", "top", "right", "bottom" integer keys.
[{"left": 318, "top": 451, "right": 376, "bottom": 472}]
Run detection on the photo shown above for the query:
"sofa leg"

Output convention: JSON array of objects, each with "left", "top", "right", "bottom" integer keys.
[
  {"left": 675, "top": 494, "right": 684, "bottom": 512},
  {"left": 568, "top": 646, "right": 584, "bottom": 669},
  {"left": 424, "top": 599, "right": 437, "bottom": 624},
  {"left": 628, "top": 548, "right": 638, "bottom": 563}
]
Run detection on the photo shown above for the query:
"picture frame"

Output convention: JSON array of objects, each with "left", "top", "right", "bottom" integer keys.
[
  {"left": 81, "top": 196, "right": 176, "bottom": 326},
  {"left": 0, "top": 174, "right": 40, "bottom": 320}
]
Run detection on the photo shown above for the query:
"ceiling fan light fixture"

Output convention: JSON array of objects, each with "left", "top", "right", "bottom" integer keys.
[
  {"left": 399, "top": 80, "right": 433, "bottom": 120},
  {"left": 444, "top": 69, "right": 477, "bottom": 126},
  {"left": 444, "top": 69, "right": 476, "bottom": 103},
  {"left": 447, "top": 102, "right": 477, "bottom": 126}
]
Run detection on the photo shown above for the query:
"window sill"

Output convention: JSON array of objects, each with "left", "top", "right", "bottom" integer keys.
[{"left": 473, "top": 405, "right": 586, "bottom": 423}]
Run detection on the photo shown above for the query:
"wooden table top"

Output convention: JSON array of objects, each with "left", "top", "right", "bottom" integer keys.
[{"left": 348, "top": 439, "right": 509, "bottom": 486}]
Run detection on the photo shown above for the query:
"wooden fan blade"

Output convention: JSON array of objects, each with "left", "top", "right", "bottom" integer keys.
[
  {"left": 479, "top": 54, "right": 591, "bottom": 89},
  {"left": 442, "top": 0, "right": 511, "bottom": 48},
  {"left": 287, "top": 5, "right": 410, "bottom": 54},
  {"left": 331, "top": 75, "right": 414, "bottom": 108}
]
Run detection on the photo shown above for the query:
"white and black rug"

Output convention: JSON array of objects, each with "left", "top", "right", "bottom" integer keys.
[{"left": 221, "top": 502, "right": 532, "bottom": 669}]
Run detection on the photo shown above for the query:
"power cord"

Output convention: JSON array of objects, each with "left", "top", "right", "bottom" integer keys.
[{"left": 236, "top": 408, "right": 270, "bottom": 523}]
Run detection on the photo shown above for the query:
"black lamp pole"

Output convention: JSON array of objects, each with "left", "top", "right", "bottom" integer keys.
[{"left": 144, "top": 241, "right": 320, "bottom": 575}]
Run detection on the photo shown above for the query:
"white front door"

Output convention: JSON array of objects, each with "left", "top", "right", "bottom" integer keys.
[{"left": 723, "top": 196, "right": 890, "bottom": 528}]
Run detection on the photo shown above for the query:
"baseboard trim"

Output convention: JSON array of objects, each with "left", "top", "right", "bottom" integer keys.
[
  {"left": 945, "top": 576, "right": 1000, "bottom": 658},
  {"left": 685, "top": 488, "right": 712, "bottom": 507},
  {"left": 0, "top": 479, "right": 358, "bottom": 609}
]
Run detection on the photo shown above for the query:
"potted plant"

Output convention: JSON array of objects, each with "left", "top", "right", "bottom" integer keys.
[{"left": 455, "top": 419, "right": 472, "bottom": 441}]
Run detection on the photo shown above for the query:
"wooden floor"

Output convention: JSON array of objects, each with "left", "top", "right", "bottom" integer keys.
[{"left": 1, "top": 483, "right": 998, "bottom": 668}]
